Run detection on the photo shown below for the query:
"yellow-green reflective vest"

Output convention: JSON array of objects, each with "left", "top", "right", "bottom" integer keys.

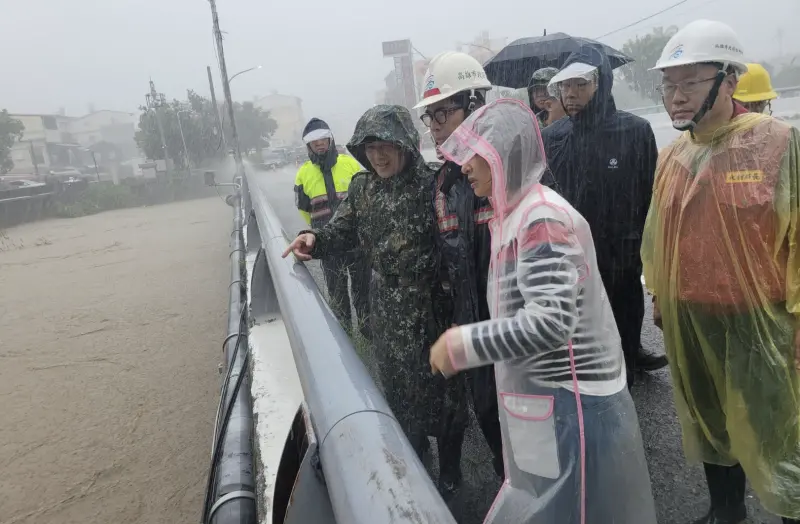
[{"left": 293, "top": 154, "right": 362, "bottom": 227}]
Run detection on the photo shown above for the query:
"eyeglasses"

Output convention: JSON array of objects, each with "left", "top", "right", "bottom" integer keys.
[
  {"left": 420, "top": 106, "right": 461, "bottom": 127},
  {"left": 656, "top": 76, "right": 720, "bottom": 98}
]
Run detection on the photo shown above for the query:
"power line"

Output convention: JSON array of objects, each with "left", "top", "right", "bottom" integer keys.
[
  {"left": 624, "top": 0, "right": 725, "bottom": 37},
  {"left": 593, "top": 0, "right": 690, "bottom": 40}
]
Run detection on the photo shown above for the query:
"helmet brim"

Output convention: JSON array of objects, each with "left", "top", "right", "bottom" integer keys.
[
  {"left": 413, "top": 91, "right": 452, "bottom": 110},
  {"left": 733, "top": 91, "right": 778, "bottom": 102},
  {"left": 413, "top": 84, "right": 493, "bottom": 110},
  {"left": 650, "top": 57, "right": 749, "bottom": 73}
]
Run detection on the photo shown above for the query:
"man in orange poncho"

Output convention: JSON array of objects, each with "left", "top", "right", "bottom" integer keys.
[{"left": 642, "top": 19, "right": 800, "bottom": 524}]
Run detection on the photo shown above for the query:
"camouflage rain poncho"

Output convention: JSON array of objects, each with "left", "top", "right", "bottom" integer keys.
[{"left": 304, "top": 105, "right": 467, "bottom": 459}]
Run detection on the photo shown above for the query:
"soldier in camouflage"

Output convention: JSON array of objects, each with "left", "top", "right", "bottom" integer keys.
[{"left": 282, "top": 104, "right": 468, "bottom": 498}]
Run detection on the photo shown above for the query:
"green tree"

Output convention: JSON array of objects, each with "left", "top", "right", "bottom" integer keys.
[
  {"left": 620, "top": 26, "right": 678, "bottom": 103},
  {"left": 135, "top": 91, "right": 224, "bottom": 168},
  {"left": 224, "top": 102, "right": 277, "bottom": 155},
  {"left": 0, "top": 110, "right": 25, "bottom": 174}
]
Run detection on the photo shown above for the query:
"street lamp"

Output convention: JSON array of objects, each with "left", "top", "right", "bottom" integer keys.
[
  {"left": 228, "top": 65, "right": 262, "bottom": 84},
  {"left": 177, "top": 110, "right": 191, "bottom": 169},
  {"left": 457, "top": 42, "right": 495, "bottom": 53}
]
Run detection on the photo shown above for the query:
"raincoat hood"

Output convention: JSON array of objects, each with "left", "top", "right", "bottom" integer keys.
[
  {"left": 303, "top": 117, "right": 338, "bottom": 171},
  {"left": 560, "top": 43, "right": 617, "bottom": 129},
  {"left": 346, "top": 105, "right": 422, "bottom": 175},
  {"left": 439, "top": 98, "right": 546, "bottom": 218}
]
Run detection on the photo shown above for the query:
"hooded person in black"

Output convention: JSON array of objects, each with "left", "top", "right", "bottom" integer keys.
[
  {"left": 294, "top": 118, "right": 370, "bottom": 337},
  {"left": 541, "top": 44, "right": 667, "bottom": 386}
]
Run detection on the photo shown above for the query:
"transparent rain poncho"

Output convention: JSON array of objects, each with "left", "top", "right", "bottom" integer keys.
[
  {"left": 439, "top": 99, "right": 657, "bottom": 524},
  {"left": 641, "top": 112, "right": 800, "bottom": 519}
]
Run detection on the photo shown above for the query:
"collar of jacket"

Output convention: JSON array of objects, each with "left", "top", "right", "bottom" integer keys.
[{"left": 439, "top": 161, "right": 462, "bottom": 194}]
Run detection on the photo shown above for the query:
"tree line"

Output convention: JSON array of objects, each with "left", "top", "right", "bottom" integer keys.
[
  {"left": 0, "top": 92, "right": 278, "bottom": 176},
  {"left": 134, "top": 90, "right": 278, "bottom": 169},
  {"left": 619, "top": 26, "right": 800, "bottom": 104}
]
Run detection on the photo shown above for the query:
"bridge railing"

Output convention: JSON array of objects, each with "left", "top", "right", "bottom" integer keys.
[
  {"left": 239, "top": 171, "right": 457, "bottom": 524},
  {"left": 626, "top": 86, "right": 800, "bottom": 117}
]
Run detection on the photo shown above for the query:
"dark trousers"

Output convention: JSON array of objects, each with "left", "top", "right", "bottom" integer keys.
[
  {"left": 599, "top": 266, "right": 645, "bottom": 385},
  {"left": 703, "top": 463, "right": 799, "bottom": 523},
  {"left": 439, "top": 365, "right": 505, "bottom": 483},
  {"left": 321, "top": 252, "right": 370, "bottom": 335}
]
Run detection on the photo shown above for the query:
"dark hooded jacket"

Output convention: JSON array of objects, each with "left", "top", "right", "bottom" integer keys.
[
  {"left": 541, "top": 44, "right": 657, "bottom": 272},
  {"left": 429, "top": 161, "right": 492, "bottom": 326}
]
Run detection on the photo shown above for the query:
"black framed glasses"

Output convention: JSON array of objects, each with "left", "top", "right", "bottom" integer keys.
[
  {"left": 420, "top": 106, "right": 462, "bottom": 127},
  {"left": 656, "top": 76, "right": 720, "bottom": 98}
]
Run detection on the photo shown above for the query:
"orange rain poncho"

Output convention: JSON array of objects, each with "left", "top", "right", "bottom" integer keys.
[{"left": 641, "top": 112, "right": 800, "bottom": 518}]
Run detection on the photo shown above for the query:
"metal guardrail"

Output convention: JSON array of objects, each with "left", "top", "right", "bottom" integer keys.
[
  {"left": 626, "top": 85, "right": 800, "bottom": 116},
  {"left": 202, "top": 192, "right": 257, "bottom": 524},
  {"left": 240, "top": 171, "right": 457, "bottom": 524},
  {"left": 0, "top": 185, "right": 56, "bottom": 228}
]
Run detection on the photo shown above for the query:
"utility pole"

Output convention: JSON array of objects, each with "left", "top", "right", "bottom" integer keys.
[
  {"left": 145, "top": 79, "right": 170, "bottom": 171},
  {"left": 29, "top": 141, "right": 39, "bottom": 176},
  {"left": 90, "top": 151, "right": 100, "bottom": 182},
  {"left": 207, "top": 65, "right": 228, "bottom": 153},
  {"left": 208, "top": 0, "right": 243, "bottom": 176},
  {"left": 177, "top": 110, "right": 191, "bottom": 169}
]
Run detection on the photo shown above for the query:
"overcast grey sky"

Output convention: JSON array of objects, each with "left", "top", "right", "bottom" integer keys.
[{"left": 2, "top": 0, "right": 797, "bottom": 139}]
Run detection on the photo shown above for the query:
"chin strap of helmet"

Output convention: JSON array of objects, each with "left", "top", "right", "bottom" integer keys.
[
  {"left": 672, "top": 64, "right": 729, "bottom": 137},
  {"left": 466, "top": 89, "right": 478, "bottom": 114}
]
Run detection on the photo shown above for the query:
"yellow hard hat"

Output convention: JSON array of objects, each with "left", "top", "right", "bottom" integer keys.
[{"left": 734, "top": 63, "right": 778, "bottom": 103}]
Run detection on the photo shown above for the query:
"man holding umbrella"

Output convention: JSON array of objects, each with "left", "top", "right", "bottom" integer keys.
[{"left": 541, "top": 43, "right": 667, "bottom": 386}]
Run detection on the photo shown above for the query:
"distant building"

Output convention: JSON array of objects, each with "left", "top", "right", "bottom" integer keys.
[
  {"left": 457, "top": 31, "right": 507, "bottom": 65},
  {"left": 8, "top": 113, "right": 78, "bottom": 174},
  {"left": 254, "top": 92, "right": 305, "bottom": 148},
  {"left": 68, "top": 110, "right": 137, "bottom": 157},
  {"left": 8, "top": 110, "right": 138, "bottom": 175}
]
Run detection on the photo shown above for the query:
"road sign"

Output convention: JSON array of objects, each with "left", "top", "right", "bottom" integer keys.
[{"left": 382, "top": 39, "right": 412, "bottom": 58}]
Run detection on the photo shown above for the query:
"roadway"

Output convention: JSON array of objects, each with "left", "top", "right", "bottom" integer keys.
[{"left": 251, "top": 159, "right": 782, "bottom": 524}]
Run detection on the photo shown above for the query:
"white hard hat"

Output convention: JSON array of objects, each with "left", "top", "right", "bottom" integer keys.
[
  {"left": 547, "top": 62, "right": 599, "bottom": 97},
  {"left": 651, "top": 20, "right": 748, "bottom": 74},
  {"left": 413, "top": 51, "right": 492, "bottom": 110},
  {"left": 549, "top": 62, "right": 598, "bottom": 85}
]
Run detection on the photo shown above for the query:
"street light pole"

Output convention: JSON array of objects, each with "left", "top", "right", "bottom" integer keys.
[
  {"left": 206, "top": 65, "right": 228, "bottom": 153},
  {"left": 228, "top": 65, "right": 262, "bottom": 84},
  {"left": 177, "top": 110, "right": 191, "bottom": 169},
  {"left": 218, "top": 66, "right": 262, "bottom": 153},
  {"left": 146, "top": 79, "right": 169, "bottom": 167},
  {"left": 459, "top": 41, "right": 495, "bottom": 53},
  {"left": 208, "top": 0, "right": 243, "bottom": 177}
]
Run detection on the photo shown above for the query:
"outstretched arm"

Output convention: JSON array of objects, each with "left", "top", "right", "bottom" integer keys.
[
  {"left": 446, "top": 217, "right": 581, "bottom": 371},
  {"left": 306, "top": 175, "right": 364, "bottom": 259}
]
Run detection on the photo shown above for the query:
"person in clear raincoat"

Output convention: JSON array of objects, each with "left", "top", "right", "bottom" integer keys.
[
  {"left": 428, "top": 98, "right": 657, "bottom": 524},
  {"left": 644, "top": 20, "right": 800, "bottom": 524}
]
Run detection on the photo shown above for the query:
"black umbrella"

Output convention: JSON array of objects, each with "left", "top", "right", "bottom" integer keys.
[{"left": 483, "top": 33, "right": 634, "bottom": 88}]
